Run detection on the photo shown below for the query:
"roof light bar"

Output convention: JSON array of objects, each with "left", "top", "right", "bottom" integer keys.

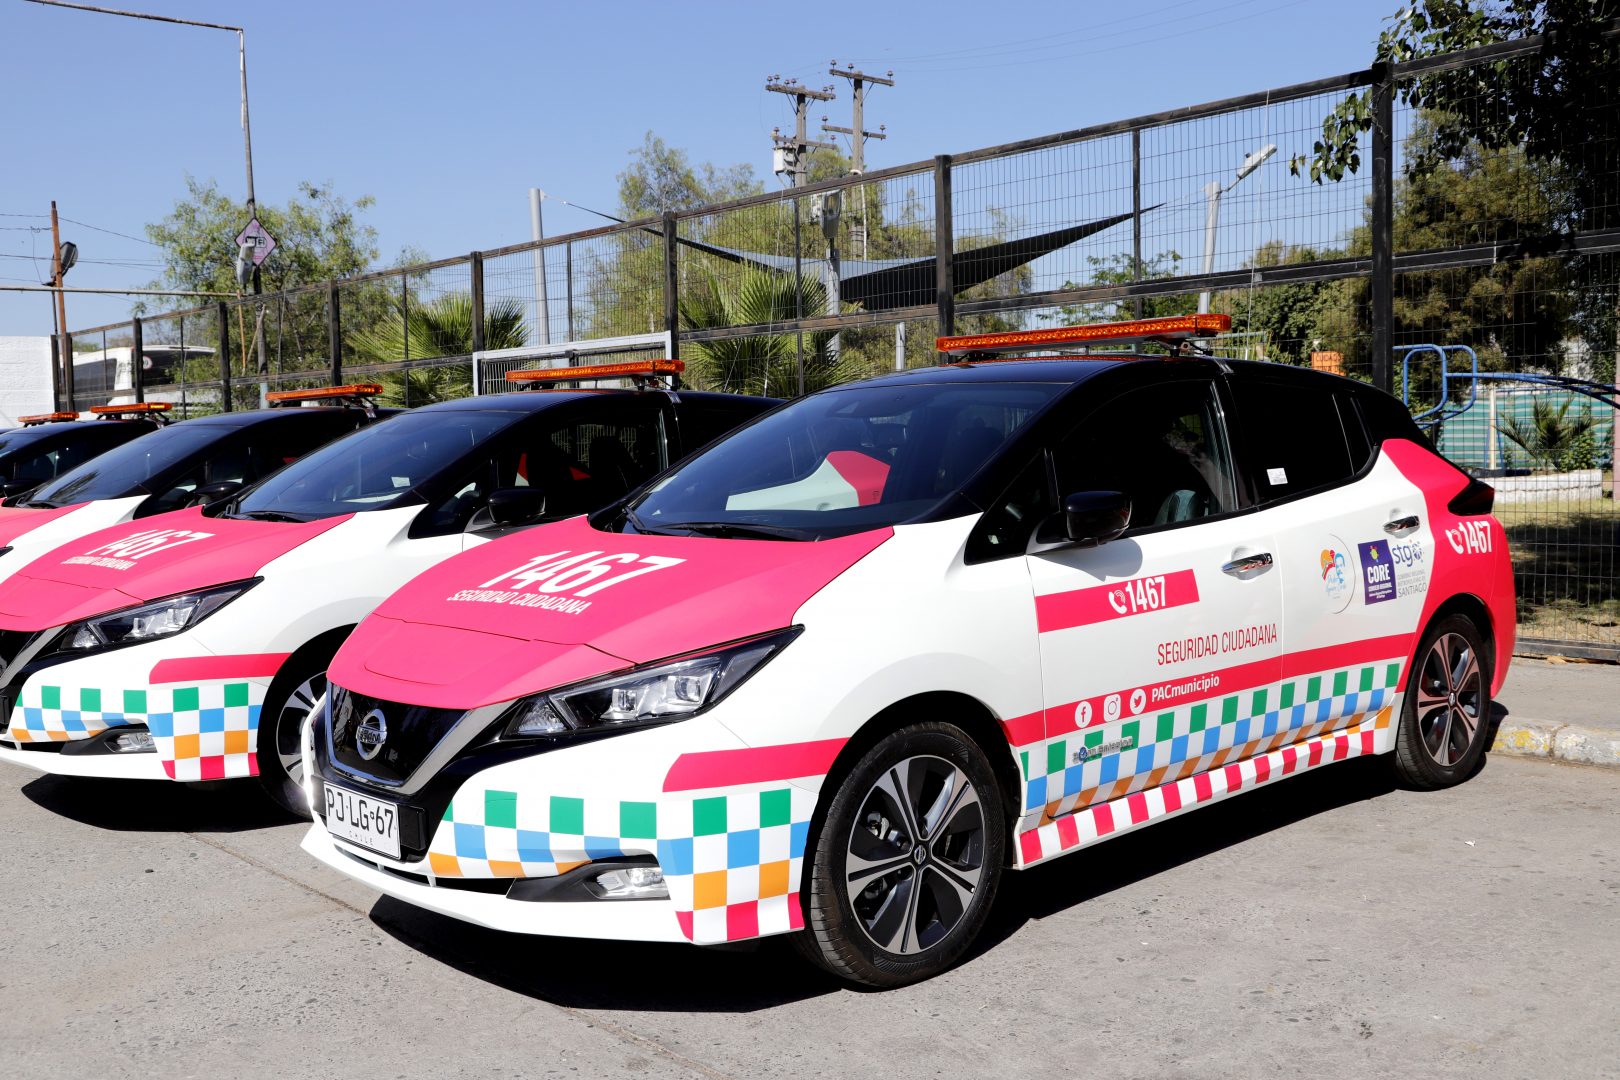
[
  {"left": 265, "top": 383, "right": 384, "bottom": 405},
  {"left": 506, "top": 359, "right": 684, "bottom": 385},
  {"left": 89, "top": 402, "right": 174, "bottom": 417},
  {"left": 936, "top": 314, "right": 1232, "bottom": 357},
  {"left": 18, "top": 412, "right": 80, "bottom": 425}
]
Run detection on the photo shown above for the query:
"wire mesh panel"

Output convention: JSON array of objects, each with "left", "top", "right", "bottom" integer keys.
[{"left": 477, "top": 333, "right": 671, "bottom": 394}]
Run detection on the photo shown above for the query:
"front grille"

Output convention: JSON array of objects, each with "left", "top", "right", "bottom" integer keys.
[{"left": 327, "top": 687, "right": 471, "bottom": 787}]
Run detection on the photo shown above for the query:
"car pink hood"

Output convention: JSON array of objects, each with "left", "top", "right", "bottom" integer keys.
[
  {"left": 0, "top": 503, "right": 79, "bottom": 547},
  {"left": 328, "top": 514, "right": 892, "bottom": 709},
  {"left": 0, "top": 508, "right": 351, "bottom": 631}
]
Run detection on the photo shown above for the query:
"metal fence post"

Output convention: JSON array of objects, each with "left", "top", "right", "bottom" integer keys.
[
  {"left": 216, "top": 301, "right": 233, "bottom": 412},
  {"left": 934, "top": 154, "right": 955, "bottom": 341},
  {"left": 1370, "top": 61, "right": 1394, "bottom": 393},
  {"left": 327, "top": 280, "right": 343, "bottom": 386},
  {"left": 470, "top": 252, "right": 486, "bottom": 355},
  {"left": 130, "top": 317, "right": 144, "bottom": 404},
  {"left": 662, "top": 212, "right": 680, "bottom": 362},
  {"left": 1131, "top": 129, "right": 1144, "bottom": 320}
]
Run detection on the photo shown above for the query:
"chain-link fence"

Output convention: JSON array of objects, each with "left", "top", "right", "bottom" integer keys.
[{"left": 57, "top": 32, "right": 1620, "bottom": 655}]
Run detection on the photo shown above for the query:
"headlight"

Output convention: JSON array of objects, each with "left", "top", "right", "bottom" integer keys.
[
  {"left": 504, "top": 627, "right": 801, "bottom": 738},
  {"left": 53, "top": 580, "right": 257, "bottom": 656}
]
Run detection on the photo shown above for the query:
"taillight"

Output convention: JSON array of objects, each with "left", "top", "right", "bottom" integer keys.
[{"left": 1448, "top": 478, "right": 1495, "bottom": 516}]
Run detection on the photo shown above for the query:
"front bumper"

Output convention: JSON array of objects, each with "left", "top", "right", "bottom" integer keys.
[
  {"left": 308, "top": 711, "right": 824, "bottom": 945},
  {"left": 0, "top": 638, "right": 277, "bottom": 782}
]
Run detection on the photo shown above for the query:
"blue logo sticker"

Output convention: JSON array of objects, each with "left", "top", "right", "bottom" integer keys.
[{"left": 1359, "top": 540, "right": 1395, "bottom": 604}]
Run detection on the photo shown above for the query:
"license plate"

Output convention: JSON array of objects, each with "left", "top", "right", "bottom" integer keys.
[{"left": 322, "top": 781, "right": 402, "bottom": 860}]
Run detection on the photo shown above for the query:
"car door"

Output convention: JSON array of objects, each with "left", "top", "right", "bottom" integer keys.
[
  {"left": 1017, "top": 369, "right": 1284, "bottom": 836},
  {"left": 1226, "top": 370, "right": 1422, "bottom": 742}
]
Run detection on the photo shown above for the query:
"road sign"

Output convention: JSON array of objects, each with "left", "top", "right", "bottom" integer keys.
[{"left": 234, "top": 217, "right": 277, "bottom": 266}]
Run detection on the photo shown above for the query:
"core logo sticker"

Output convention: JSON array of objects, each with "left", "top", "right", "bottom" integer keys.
[
  {"left": 447, "top": 549, "right": 685, "bottom": 615},
  {"left": 62, "top": 528, "right": 214, "bottom": 571},
  {"left": 1036, "top": 569, "right": 1199, "bottom": 633},
  {"left": 1359, "top": 540, "right": 1395, "bottom": 604},
  {"left": 1445, "top": 520, "right": 1493, "bottom": 555},
  {"left": 1320, "top": 539, "right": 1353, "bottom": 613}
]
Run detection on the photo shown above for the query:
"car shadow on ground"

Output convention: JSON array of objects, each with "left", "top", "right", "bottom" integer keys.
[
  {"left": 365, "top": 748, "right": 1498, "bottom": 1012},
  {"left": 18, "top": 773, "right": 298, "bottom": 833}
]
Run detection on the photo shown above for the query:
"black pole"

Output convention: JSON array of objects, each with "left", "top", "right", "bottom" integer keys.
[
  {"left": 792, "top": 201, "right": 804, "bottom": 396},
  {"left": 934, "top": 154, "right": 955, "bottom": 342},
  {"left": 1131, "top": 129, "right": 1144, "bottom": 320},
  {"left": 565, "top": 239, "right": 575, "bottom": 340},
  {"left": 216, "top": 301, "right": 233, "bottom": 411},
  {"left": 49, "top": 335, "right": 61, "bottom": 413},
  {"left": 662, "top": 212, "right": 680, "bottom": 362},
  {"left": 469, "top": 252, "right": 486, "bottom": 355},
  {"left": 327, "top": 280, "right": 342, "bottom": 387},
  {"left": 1369, "top": 62, "right": 1394, "bottom": 394},
  {"left": 130, "top": 316, "right": 144, "bottom": 404}
]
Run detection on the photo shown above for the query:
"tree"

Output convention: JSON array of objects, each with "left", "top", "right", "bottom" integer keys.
[
  {"left": 618, "top": 132, "right": 765, "bottom": 218},
  {"left": 679, "top": 268, "right": 859, "bottom": 396},
  {"left": 349, "top": 293, "right": 529, "bottom": 405},
  {"left": 1041, "top": 252, "right": 1198, "bottom": 328},
  {"left": 142, "top": 177, "right": 384, "bottom": 304},
  {"left": 1497, "top": 396, "right": 1598, "bottom": 470}
]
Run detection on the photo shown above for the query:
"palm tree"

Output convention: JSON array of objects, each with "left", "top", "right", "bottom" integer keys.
[
  {"left": 349, "top": 293, "right": 529, "bottom": 405},
  {"left": 1496, "top": 397, "right": 1598, "bottom": 472},
  {"left": 678, "top": 268, "right": 859, "bottom": 397}
]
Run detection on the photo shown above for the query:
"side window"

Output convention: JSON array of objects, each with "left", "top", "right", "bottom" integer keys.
[
  {"left": 247, "top": 413, "right": 357, "bottom": 479},
  {"left": 676, "top": 397, "right": 769, "bottom": 459},
  {"left": 1051, "top": 379, "right": 1237, "bottom": 532},
  {"left": 1233, "top": 378, "right": 1357, "bottom": 501},
  {"left": 144, "top": 431, "right": 256, "bottom": 514},
  {"left": 965, "top": 452, "right": 1052, "bottom": 562}
]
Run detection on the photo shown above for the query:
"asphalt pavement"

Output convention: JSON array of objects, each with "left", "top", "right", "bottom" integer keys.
[{"left": 0, "top": 740, "right": 1615, "bottom": 1079}]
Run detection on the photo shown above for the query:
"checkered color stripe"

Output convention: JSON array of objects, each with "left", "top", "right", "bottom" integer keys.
[
  {"left": 424, "top": 785, "right": 815, "bottom": 945},
  {"left": 1019, "top": 659, "right": 1403, "bottom": 829},
  {"left": 7, "top": 681, "right": 265, "bottom": 782},
  {"left": 1017, "top": 704, "right": 1396, "bottom": 867}
]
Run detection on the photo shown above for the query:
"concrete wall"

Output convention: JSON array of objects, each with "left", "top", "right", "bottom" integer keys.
[{"left": 0, "top": 337, "right": 54, "bottom": 427}]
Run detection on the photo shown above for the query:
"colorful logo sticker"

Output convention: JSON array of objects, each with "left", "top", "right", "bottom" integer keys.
[
  {"left": 1320, "top": 539, "right": 1353, "bottom": 613},
  {"left": 1359, "top": 539, "right": 1395, "bottom": 604}
]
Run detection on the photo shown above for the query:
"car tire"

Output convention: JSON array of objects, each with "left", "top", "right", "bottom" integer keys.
[
  {"left": 793, "top": 722, "right": 1005, "bottom": 987},
  {"left": 1391, "top": 613, "right": 1492, "bottom": 790},
  {"left": 255, "top": 654, "right": 329, "bottom": 816}
]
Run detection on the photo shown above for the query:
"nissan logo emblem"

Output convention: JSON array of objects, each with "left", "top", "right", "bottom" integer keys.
[{"left": 355, "top": 708, "right": 388, "bottom": 762}]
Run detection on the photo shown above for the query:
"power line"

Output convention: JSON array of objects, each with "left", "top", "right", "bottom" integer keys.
[{"left": 60, "top": 216, "right": 161, "bottom": 246}]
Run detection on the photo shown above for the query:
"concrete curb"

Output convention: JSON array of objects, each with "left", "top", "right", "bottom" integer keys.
[{"left": 1493, "top": 718, "right": 1620, "bottom": 769}]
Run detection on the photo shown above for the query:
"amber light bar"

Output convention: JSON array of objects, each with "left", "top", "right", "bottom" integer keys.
[
  {"left": 265, "top": 383, "right": 384, "bottom": 404},
  {"left": 507, "top": 359, "right": 684, "bottom": 384},
  {"left": 89, "top": 402, "right": 174, "bottom": 416},
  {"left": 18, "top": 412, "right": 80, "bottom": 425},
  {"left": 937, "top": 314, "right": 1232, "bottom": 356}
]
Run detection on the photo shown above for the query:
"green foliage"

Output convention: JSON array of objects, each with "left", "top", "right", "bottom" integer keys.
[
  {"left": 678, "top": 268, "right": 860, "bottom": 396},
  {"left": 348, "top": 293, "right": 529, "bottom": 405},
  {"left": 1225, "top": 243, "right": 1348, "bottom": 364},
  {"left": 142, "top": 177, "right": 382, "bottom": 307},
  {"left": 1496, "top": 396, "right": 1598, "bottom": 471},
  {"left": 1041, "top": 252, "right": 1197, "bottom": 328},
  {"left": 618, "top": 132, "right": 766, "bottom": 217}
]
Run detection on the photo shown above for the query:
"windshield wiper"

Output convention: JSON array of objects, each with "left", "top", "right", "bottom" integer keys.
[
  {"left": 653, "top": 520, "right": 812, "bottom": 541},
  {"left": 230, "top": 509, "right": 310, "bottom": 523},
  {"left": 20, "top": 498, "right": 57, "bottom": 510}
]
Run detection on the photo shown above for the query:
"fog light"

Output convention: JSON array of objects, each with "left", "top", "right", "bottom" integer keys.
[
  {"left": 112, "top": 731, "right": 155, "bottom": 753},
  {"left": 593, "top": 865, "right": 668, "bottom": 899}
]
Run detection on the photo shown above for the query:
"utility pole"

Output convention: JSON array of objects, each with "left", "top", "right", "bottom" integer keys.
[
  {"left": 823, "top": 63, "right": 891, "bottom": 261},
  {"left": 50, "top": 202, "right": 73, "bottom": 413},
  {"left": 765, "top": 77, "right": 836, "bottom": 187}
]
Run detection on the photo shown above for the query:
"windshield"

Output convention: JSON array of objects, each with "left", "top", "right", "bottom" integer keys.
[
  {"left": 625, "top": 381, "right": 1062, "bottom": 539},
  {"left": 28, "top": 424, "right": 223, "bottom": 507},
  {"left": 232, "top": 409, "right": 517, "bottom": 520}
]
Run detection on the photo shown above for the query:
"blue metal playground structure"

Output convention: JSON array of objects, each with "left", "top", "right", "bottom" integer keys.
[{"left": 1398, "top": 344, "right": 1618, "bottom": 473}]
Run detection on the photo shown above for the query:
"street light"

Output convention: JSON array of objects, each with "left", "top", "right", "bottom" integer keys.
[{"left": 1198, "top": 143, "right": 1278, "bottom": 315}]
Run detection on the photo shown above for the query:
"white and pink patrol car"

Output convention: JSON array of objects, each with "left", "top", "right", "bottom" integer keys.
[
  {"left": 302, "top": 315, "right": 1515, "bottom": 987},
  {"left": 0, "top": 370, "right": 774, "bottom": 812}
]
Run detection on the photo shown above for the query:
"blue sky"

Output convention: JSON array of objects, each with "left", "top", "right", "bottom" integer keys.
[{"left": 1, "top": 0, "right": 1406, "bottom": 334}]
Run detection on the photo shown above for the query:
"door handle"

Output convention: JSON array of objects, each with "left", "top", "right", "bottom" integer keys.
[
  {"left": 1385, "top": 514, "right": 1420, "bottom": 534},
  {"left": 1222, "top": 552, "right": 1273, "bottom": 576}
]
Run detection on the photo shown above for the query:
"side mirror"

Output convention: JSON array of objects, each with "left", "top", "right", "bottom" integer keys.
[
  {"left": 487, "top": 487, "right": 547, "bottom": 527},
  {"left": 1061, "top": 490, "right": 1132, "bottom": 546},
  {"left": 189, "top": 479, "right": 244, "bottom": 507}
]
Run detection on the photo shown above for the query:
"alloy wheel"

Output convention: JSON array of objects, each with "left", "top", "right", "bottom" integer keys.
[
  {"left": 844, "top": 754, "right": 987, "bottom": 955},
  {"left": 1414, "top": 631, "right": 1481, "bottom": 767},
  {"left": 275, "top": 672, "right": 326, "bottom": 786}
]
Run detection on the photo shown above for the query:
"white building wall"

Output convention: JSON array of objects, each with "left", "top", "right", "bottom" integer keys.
[{"left": 0, "top": 337, "right": 55, "bottom": 428}]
